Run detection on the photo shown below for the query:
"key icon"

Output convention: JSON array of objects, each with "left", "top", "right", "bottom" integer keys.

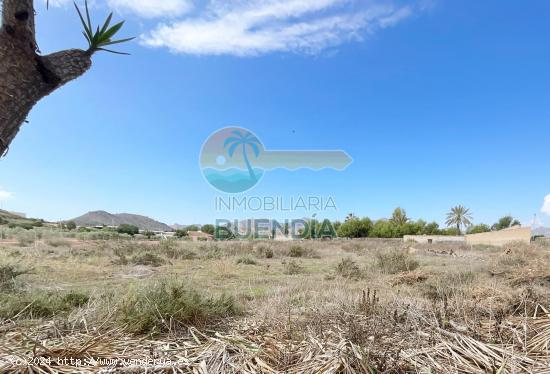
[{"left": 200, "top": 127, "right": 353, "bottom": 193}]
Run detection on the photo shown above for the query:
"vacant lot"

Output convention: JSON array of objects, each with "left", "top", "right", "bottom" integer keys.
[{"left": 1, "top": 233, "right": 549, "bottom": 373}]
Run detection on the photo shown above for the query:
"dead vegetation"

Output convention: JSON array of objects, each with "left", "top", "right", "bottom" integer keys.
[{"left": 0, "top": 237, "right": 549, "bottom": 372}]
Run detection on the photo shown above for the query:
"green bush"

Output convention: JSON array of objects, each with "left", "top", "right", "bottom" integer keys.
[
  {"left": 441, "top": 227, "right": 460, "bottom": 236},
  {"left": 202, "top": 245, "right": 223, "bottom": 260},
  {"left": 118, "top": 278, "right": 239, "bottom": 333},
  {"left": 467, "top": 224, "right": 491, "bottom": 234},
  {"left": 201, "top": 224, "right": 215, "bottom": 235},
  {"left": 375, "top": 250, "right": 419, "bottom": 274},
  {"left": 131, "top": 252, "right": 166, "bottom": 267},
  {"left": 160, "top": 241, "right": 196, "bottom": 260},
  {"left": 420, "top": 271, "right": 476, "bottom": 302},
  {"left": 16, "top": 231, "right": 35, "bottom": 247},
  {"left": 0, "top": 291, "right": 89, "bottom": 320},
  {"left": 255, "top": 245, "right": 274, "bottom": 258},
  {"left": 0, "top": 264, "right": 30, "bottom": 291},
  {"left": 342, "top": 242, "right": 364, "bottom": 253},
  {"left": 283, "top": 260, "right": 304, "bottom": 275},
  {"left": 289, "top": 245, "right": 306, "bottom": 257},
  {"left": 337, "top": 218, "right": 372, "bottom": 238},
  {"left": 46, "top": 238, "right": 71, "bottom": 248},
  {"left": 88, "top": 230, "right": 122, "bottom": 240},
  {"left": 143, "top": 231, "right": 156, "bottom": 239},
  {"left": 335, "top": 258, "right": 363, "bottom": 279},
  {"left": 117, "top": 224, "right": 139, "bottom": 236},
  {"left": 492, "top": 216, "right": 521, "bottom": 231},
  {"left": 174, "top": 229, "right": 188, "bottom": 238},
  {"left": 236, "top": 256, "right": 257, "bottom": 265},
  {"left": 369, "top": 220, "right": 398, "bottom": 238}
]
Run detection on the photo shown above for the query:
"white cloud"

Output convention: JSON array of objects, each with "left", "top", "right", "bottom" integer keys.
[
  {"left": 140, "top": 0, "right": 414, "bottom": 56},
  {"left": 541, "top": 194, "right": 550, "bottom": 215},
  {"left": 106, "top": 0, "right": 194, "bottom": 18},
  {"left": 0, "top": 190, "right": 13, "bottom": 202}
]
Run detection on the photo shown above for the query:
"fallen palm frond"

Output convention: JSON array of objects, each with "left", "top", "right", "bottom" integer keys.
[
  {"left": 4, "top": 311, "right": 550, "bottom": 374},
  {"left": 403, "top": 313, "right": 550, "bottom": 373},
  {"left": 2, "top": 296, "right": 550, "bottom": 374},
  {"left": 390, "top": 270, "right": 429, "bottom": 286},
  {"left": 0, "top": 323, "right": 376, "bottom": 374}
]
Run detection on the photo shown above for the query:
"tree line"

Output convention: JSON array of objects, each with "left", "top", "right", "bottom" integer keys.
[{"left": 331, "top": 206, "right": 522, "bottom": 239}]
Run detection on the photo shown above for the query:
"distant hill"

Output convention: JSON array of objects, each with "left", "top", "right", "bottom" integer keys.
[
  {"left": 0, "top": 209, "right": 26, "bottom": 220},
  {"left": 533, "top": 227, "right": 550, "bottom": 237},
  {"left": 71, "top": 211, "right": 172, "bottom": 231},
  {"left": 171, "top": 224, "right": 202, "bottom": 230},
  {"left": 0, "top": 209, "right": 48, "bottom": 227}
]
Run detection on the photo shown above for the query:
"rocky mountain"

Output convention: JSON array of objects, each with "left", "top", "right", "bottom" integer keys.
[{"left": 70, "top": 211, "right": 172, "bottom": 232}]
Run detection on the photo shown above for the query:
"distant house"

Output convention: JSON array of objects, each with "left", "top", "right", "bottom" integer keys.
[
  {"left": 405, "top": 226, "right": 532, "bottom": 247},
  {"left": 403, "top": 235, "right": 464, "bottom": 244},
  {"left": 465, "top": 226, "right": 531, "bottom": 246},
  {"left": 188, "top": 231, "right": 214, "bottom": 241}
]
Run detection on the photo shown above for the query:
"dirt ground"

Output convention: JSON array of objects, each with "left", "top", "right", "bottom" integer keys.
[{"left": 1, "top": 237, "right": 550, "bottom": 373}]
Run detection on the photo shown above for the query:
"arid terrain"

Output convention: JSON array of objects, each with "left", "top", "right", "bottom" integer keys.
[{"left": 1, "top": 229, "right": 550, "bottom": 373}]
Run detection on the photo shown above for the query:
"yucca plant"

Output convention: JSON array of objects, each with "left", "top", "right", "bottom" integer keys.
[
  {"left": 1, "top": 0, "right": 135, "bottom": 158},
  {"left": 74, "top": 0, "right": 134, "bottom": 55}
]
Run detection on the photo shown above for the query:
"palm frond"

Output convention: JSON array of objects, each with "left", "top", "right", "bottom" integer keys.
[
  {"left": 224, "top": 137, "right": 241, "bottom": 147},
  {"left": 248, "top": 142, "right": 260, "bottom": 157},
  {"left": 74, "top": 0, "right": 134, "bottom": 55},
  {"left": 227, "top": 142, "right": 240, "bottom": 157}
]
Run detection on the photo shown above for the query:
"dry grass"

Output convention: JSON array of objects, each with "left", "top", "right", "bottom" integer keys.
[{"left": 0, "top": 237, "right": 549, "bottom": 372}]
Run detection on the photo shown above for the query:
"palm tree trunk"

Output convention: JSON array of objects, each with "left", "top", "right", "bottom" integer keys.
[
  {"left": 242, "top": 144, "right": 256, "bottom": 181},
  {"left": 0, "top": 0, "right": 92, "bottom": 157},
  {"left": 457, "top": 223, "right": 461, "bottom": 236}
]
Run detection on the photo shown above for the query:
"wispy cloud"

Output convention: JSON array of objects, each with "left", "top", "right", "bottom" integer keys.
[
  {"left": 541, "top": 194, "right": 550, "bottom": 215},
  {"left": 106, "top": 0, "right": 194, "bottom": 18},
  {"left": 44, "top": 0, "right": 417, "bottom": 56},
  {"left": 140, "top": 0, "right": 415, "bottom": 56}
]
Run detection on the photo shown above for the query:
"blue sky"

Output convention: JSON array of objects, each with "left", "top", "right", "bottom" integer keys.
[{"left": 1, "top": 0, "right": 549, "bottom": 227}]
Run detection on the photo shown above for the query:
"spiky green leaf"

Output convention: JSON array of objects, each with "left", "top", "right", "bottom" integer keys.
[
  {"left": 96, "top": 47, "right": 131, "bottom": 55},
  {"left": 100, "top": 13, "right": 114, "bottom": 36},
  {"left": 98, "top": 37, "right": 136, "bottom": 47},
  {"left": 74, "top": 1, "right": 134, "bottom": 55}
]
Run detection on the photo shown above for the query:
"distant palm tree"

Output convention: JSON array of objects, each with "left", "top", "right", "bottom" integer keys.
[
  {"left": 391, "top": 207, "right": 409, "bottom": 225},
  {"left": 345, "top": 213, "right": 358, "bottom": 222},
  {"left": 445, "top": 205, "right": 473, "bottom": 235},
  {"left": 224, "top": 130, "right": 261, "bottom": 181}
]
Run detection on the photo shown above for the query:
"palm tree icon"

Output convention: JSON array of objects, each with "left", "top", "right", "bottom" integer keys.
[{"left": 224, "top": 130, "right": 262, "bottom": 181}]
